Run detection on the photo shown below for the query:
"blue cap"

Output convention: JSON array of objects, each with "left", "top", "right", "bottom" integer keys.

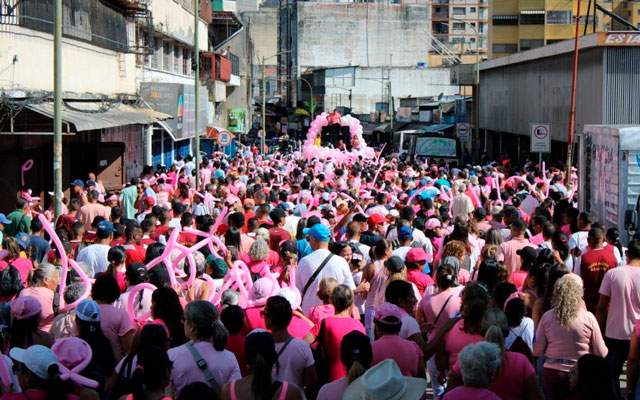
[
  {"left": 0, "top": 213, "right": 11, "bottom": 225},
  {"left": 97, "top": 220, "right": 116, "bottom": 234},
  {"left": 85, "top": 180, "right": 97, "bottom": 187},
  {"left": 15, "top": 232, "right": 30, "bottom": 249},
  {"left": 303, "top": 224, "right": 331, "bottom": 242},
  {"left": 73, "top": 299, "right": 100, "bottom": 322},
  {"left": 70, "top": 179, "right": 85, "bottom": 188},
  {"left": 397, "top": 226, "right": 413, "bottom": 239}
]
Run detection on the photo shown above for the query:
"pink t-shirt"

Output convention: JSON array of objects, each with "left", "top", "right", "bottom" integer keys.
[
  {"left": 598, "top": 265, "right": 640, "bottom": 340},
  {"left": 19, "top": 286, "right": 54, "bottom": 331},
  {"left": 289, "top": 315, "right": 313, "bottom": 339},
  {"left": 0, "top": 258, "right": 33, "bottom": 284},
  {"left": 444, "top": 319, "right": 483, "bottom": 369},
  {"left": 310, "top": 316, "right": 366, "bottom": 381},
  {"left": 530, "top": 233, "right": 544, "bottom": 246},
  {"left": 443, "top": 386, "right": 501, "bottom": 400},
  {"left": 510, "top": 271, "right": 528, "bottom": 290},
  {"left": 168, "top": 341, "right": 241, "bottom": 397},
  {"left": 418, "top": 290, "right": 462, "bottom": 342},
  {"left": 98, "top": 304, "right": 134, "bottom": 356},
  {"left": 453, "top": 351, "right": 534, "bottom": 400},
  {"left": 306, "top": 304, "right": 335, "bottom": 326},
  {"left": 497, "top": 237, "right": 535, "bottom": 274},
  {"left": 273, "top": 338, "right": 314, "bottom": 388},
  {"left": 371, "top": 335, "right": 423, "bottom": 377},
  {"left": 244, "top": 306, "right": 266, "bottom": 333},
  {"left": 317, "top": 377, "right": 349, "bottom": 400},
  {"left": 533, "top": 308, "right": 608, "bottom": 372}
]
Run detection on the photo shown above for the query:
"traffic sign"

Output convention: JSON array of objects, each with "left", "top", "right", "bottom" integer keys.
[
  {"left": 217, "top": 131, "right": 234, "bottom": 146},
  {"left": 530, "top": 123, "right": 551, "bottom": 153},
  {"left": 456, "top": 123, "right": 471, "bottom": 142}
]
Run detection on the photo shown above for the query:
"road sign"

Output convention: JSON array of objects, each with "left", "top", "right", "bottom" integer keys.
[
  {"left": 456, "top": 123, "right": 471, "bottom": 142},
  {"left": 530, "top": 123, "right": 551, "bottom": 153},
  {"left": 217, "top": 131, "right": 234, "bottom": 146}
]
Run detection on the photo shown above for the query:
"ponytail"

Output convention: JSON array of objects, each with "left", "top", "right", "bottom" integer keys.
[
  {"left": 483, "top": 325, "right": 506, "bottom": 359},
  {"left": 211, "top": 319, "right": 228, "bottom": 351},
  {"left": 347, "top": 360, "right": 367, "bottom": 384},
  {"left": 250, "top": 353, "right": 272, "bottom": 397},
  {"left": 39, "top": 363, "right": 66, "bottom": 400}
]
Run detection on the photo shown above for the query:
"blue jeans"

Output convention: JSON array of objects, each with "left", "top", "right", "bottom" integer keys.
[
  {"left": 537, "top": 355, "right": 550, "bottom": 400},
  {"left": 605, "top": 337, "right": 630, "bottom": 397}
]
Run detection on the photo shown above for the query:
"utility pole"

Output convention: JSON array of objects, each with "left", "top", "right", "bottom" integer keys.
[
  {"left": 194, "top": 0, "right": 200, "bottom": 188},
  {"left": 262, "top": 56, "right": 266, "bottom": 155},
  {"left": 53, "top": 0, "right": 62, "bottom": 220},
  {"left": 388, "top": 80, "right": 393, "bottom": 134},
  {"left": 565, "top": 10, "right": 582, "bottom": 184}
]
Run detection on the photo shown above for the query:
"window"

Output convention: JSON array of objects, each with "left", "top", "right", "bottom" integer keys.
[
  {"left": 520, "top": 39, "right": 544, "bottom": 50},
  {"left": 520, "top": 11, "right": 545, "bottom": 24},
  {"left": 151, "top": 37, "right": 162, "bottom": 69},
  {"left": 452, "top": 7, "right": 466, "bottom": 15},
  {"left": 493, "top": 15, "right": 518, "bottom": 25},
  {"left": 183, "top": 49, "right": 191, "bottom": 76},
  {"left": 576, "top": 15, "right": 597, "bottom": 25},
  {"left": 326, "top": 67, "right": 355, "bottom": 87},
  {"left": 470, "top": 37, "right": 476, "bottom": 43},
  {"left": 547, "top": 10, "right": 571, "bottom": 24},
  {"left": 470, "top": 7, "right": 476, "bottom": 12},
  {"left": 453, "top": 22, "right": 466, "bottom": 30},
  {"left": 174, "top": 45, "right": 181, "bottom": 73},
  {"left": 492, "top": 43, "right": 518, "bottom": 53},
  {"left": 451, "top": 37, "right": 465, "bottom": 44},
  {"left": 162, "top": 41, "right": 171, "bottom": 71}
]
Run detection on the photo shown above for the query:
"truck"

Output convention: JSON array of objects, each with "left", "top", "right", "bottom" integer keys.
[{"left": 579, "top": 125, "right": 640, "bottom": 245}]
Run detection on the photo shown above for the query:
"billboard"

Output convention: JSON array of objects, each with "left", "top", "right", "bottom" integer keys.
[
  {"left": 416, "top": 137, "right": 457, "bottom": 158},
  {"left": 140, "top": 82, "right": 207, "bottom": 140},
  {"left": 228, "top": 108, "right": 246, "bottom": 133}
]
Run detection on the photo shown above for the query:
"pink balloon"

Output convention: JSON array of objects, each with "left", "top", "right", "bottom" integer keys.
[
  {"left": 126, "top": 283, "right": 157, "bottom": 328},
  {"left": 21, "top": 159, "right": 34, "bottom": 186},
  {"left": 211, "top": 260, "right": 253, "bottom": 308}
]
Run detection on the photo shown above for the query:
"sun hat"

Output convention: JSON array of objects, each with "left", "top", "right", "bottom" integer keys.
[
  {"left": 51, "top": 337, "right": 99, "bottom": 388},
  {"left": 374, "top": 302, "right": 403, "bottom": 324},
  {"left": 250, "top": 277, "right": 275, "bottom": 301},
  {"left": 343, "top": 359, "right": 428, "bottom": 400},
  {"left": 11, "top": 296, "right": 41, "bottom": 320},
  {"left": 9, "top": 345, "right": 59, "bottom": 380}
]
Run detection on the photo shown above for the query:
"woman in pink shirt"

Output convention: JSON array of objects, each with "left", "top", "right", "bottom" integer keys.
[
  {"left": 417, "top": 264, "right": 462, "bottom": 398},
  {"left": 303, "top": 285, "right": 366, "bottom": 382},
  {"left": 0, "top": 237, "right": 33, "bottom": 284},
  {"left": 436, "top": 282, "right": 489, "bottom": 382},
  {"left": 92, "top": 274, "right": 135, "bottom": 358},
  {"left": 19, "top": 263, "right": 58, "bottom": 331},
  {"left": 306, "top": 278, "right": 338, "bottom": 325},
  {"left": 533, "top": 274, "right": 607, "bottom": 400},
  {"left": 446, "top": 308, "right": 544, "bottom": 400},
  {"left": 317, "top": 331, "right": 372, "bottom": 400},
  {"left": 442, "top": 342, "right": 502, "bottom": 400}
]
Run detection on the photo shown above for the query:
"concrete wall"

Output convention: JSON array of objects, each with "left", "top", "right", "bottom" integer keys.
[
  {"left": 324, "top": 67, "right": 458, "bottom": 114},
  {"left": 0, "top": 26, "right": 137, "bottom": 95},
  {"left": 297, "top": 3, "right": 431, "bottom": 69},
  {"left": 245, "top": 7, "right": 278, "bottom": 66},
  {"left": 148, "top": 0, "right": 208, "bottom": 50}
]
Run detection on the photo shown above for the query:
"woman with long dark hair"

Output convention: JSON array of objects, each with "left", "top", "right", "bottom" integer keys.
[
  {"left": 116, "top": 263, "right": 151, "bottom": 329},
  {"left": 126, "top": 346, "right": 173, "bottom": 400},
  {"left": 221, "top": 331, "right": 302, "bottom": 400},
  {"left": 105, "top": 246, "right": 126, "bottom": 293},
  {"left": 4, "top": 296, "right": 54, "bottom": 352},
  {"left": 551, "top": 231, "right": 572, "bottom": 271},
  {"left": 150, "top": 288, "right": 187, "bottom": 348},
  {"left": 75, "top": 299, "right": 117, "bottom": 382},
  {"left": 92, "top": 274, "right": 135, "bottom": 358}
]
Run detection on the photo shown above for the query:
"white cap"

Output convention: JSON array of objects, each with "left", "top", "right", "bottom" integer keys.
[{"left": 10, "top": 345, "right": 59, "bottom": 380}]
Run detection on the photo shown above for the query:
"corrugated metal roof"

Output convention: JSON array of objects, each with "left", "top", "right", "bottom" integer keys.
[{"left": 26, "top": 102, "right": 172, "bottom": 132}]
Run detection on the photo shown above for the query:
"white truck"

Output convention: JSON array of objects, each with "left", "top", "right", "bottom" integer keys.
[{"left": 579, "top": 125, "right": 640, "bottom": 245}]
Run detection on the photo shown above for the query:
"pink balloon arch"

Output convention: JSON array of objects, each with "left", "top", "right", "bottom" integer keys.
[{"left": 302, "top": 113, "right": 376, "bottom": 162}]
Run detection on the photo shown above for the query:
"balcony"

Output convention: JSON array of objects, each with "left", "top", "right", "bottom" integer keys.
[{"left": 199, "top": 52, "right": 235, "bottom": 84}]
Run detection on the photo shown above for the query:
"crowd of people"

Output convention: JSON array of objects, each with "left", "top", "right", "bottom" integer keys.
[{"left": 0, "top": 147, "right": 637, "bottom": 400}]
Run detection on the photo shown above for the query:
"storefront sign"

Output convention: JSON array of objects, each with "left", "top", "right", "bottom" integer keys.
[
  {"left": 228, "top": 108, "right": 246, "bottom": 133},
  {"left": 598, "top": 32, "right": 640, "bottom": 46}
]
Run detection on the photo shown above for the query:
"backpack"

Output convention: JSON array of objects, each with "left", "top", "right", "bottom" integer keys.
[
  {"left": 508, "top": 336, "right": 535, "bottom": 366},
  {"left": 106, "top": 353, "right": 136, "bottom": 400}
]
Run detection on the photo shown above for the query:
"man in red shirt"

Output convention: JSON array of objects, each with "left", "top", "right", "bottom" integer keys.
[
  {"left": 151, "top": 209, "right": 171, "bottom": 241},
  {"left": 405, "top": 248, "right": 434, "bottom": 297},
  {"left": 122, "top": 223, "right": 146, "bottom": 265},
  {"left": 268, "top": 207, "right": 291, "bottom": 252},
  {"left": 579, "top": 227, "right": 617, "bottom": 313},
  {"left": 56, "top": 198, "right": 81, "bottom": 237}
]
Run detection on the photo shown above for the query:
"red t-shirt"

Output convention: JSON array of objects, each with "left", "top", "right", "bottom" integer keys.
[
  {"left": 243, "top": 211, "right": 256, "bottom": 233},
  {"left": 406, "top": 269, "right": 434, "bottom": 297},
  {"left": 122, "top": 244, "right": 146, "bottom": 265},
  {"left": 177, "top": 232, "right": 198, "bottom": 247},
  {"left": 150, "top": 225, "right": 170, "bottom": 241},
  {"left": 110, "top": 238, "right": 126, "bottom": 247},
  {"left": 226, "top": 333, "right": 248, "bottom": 376},
  {"left": 310, "top": 316, "right": 366, "bottom": 381},
  {"left": 56, "top": 214, "right": 77, "bottom": 235},
  {"left": 268, "top": 227, "right": 291, "bottom": 252},
  {"left": 580, "top": 245, "right": 617, "bottom": 313}
]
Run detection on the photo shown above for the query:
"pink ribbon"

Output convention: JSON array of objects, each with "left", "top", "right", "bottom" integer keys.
[
  {"left": 52, "top": 338, "right": 99, "bottom": 388},
  {"left": 126, "top": 283, "right": 157, "bottom": 327}
]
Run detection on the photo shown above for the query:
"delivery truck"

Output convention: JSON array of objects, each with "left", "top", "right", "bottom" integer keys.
[{"left": 579, "top": 125, "right": 640, "bottom": 245}]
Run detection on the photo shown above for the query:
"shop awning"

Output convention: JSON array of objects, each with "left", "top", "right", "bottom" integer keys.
[
  {"left": 418, "top": 124, "right": 454, "bottom": 133},
  {"left": 204, "top": 126, "right": 231, "bottom": 139},
  {"left": 26, "top": 102, "right": 173, "bottom": 132}
]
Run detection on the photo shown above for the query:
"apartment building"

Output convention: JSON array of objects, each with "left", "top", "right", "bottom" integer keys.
[
  {"left": 429, "top": 0, "right": 489, "bottom": 67},
  {"left": 489, "top": 0, "right": 616, "bottom": 59}
]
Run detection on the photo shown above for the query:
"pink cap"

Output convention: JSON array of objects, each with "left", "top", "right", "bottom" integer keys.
[
  {"left": 106, "top": 194, "right": 117, "bottom": 202},
  {"left": 51, "top": 337, "right": 99, "bottom": 388},
  {"left": 11, "top": 296, "right": 41, "bottom": 319},
  {"left": 406, "top": 247, "right": 430, "bottom": 263},
  {"left": 425, "top": 219, "right": 442, "bottom": 231},
  {"left": 250, "top": 277, "right": 275, "bottom": 301},
  {"left": 374, "top": 302, "right": 403, "bottom": 324}
]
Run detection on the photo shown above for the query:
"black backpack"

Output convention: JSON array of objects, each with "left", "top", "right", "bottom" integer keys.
[{"left": 0, "top": 263, "right": 24, "bottom": 299}]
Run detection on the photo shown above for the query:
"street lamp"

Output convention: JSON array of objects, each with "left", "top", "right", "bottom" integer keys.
[
  {"left": 451, "top": 18, "right": 481, "bottom": 153},
  {"left": 261, "top": 51, "right": 291, "bottom": 155}
]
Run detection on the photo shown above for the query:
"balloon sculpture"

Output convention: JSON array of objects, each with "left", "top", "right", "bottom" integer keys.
[{"left": 302, "top": 113, "right": 376, "bottom": 162}]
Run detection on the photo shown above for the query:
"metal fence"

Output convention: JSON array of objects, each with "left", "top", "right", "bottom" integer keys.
[{"left": 0, "top": 0, "right": 129, "bottom": 52}]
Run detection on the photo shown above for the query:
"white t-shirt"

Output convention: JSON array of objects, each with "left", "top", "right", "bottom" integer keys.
[
  {"left": 506, "top": 317, "right": 534, "bottom": 351},
  {"left": 169, "top": 218, "right": 182, "bottom": 231},
  {"left": 392, "top": 246, "right": 411, "bottom": 261},
  {"left": 295, "top": 249, "right": 356, "bottom": 314},
  {"left": 569, "top": 231, "right": 589, "bottom": 254},
  {"left": 400, "top": 313, "right": 421, "bottom": 340},
  {"left": 76, "top": 244, "right": 110, "bottom": 276}
]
